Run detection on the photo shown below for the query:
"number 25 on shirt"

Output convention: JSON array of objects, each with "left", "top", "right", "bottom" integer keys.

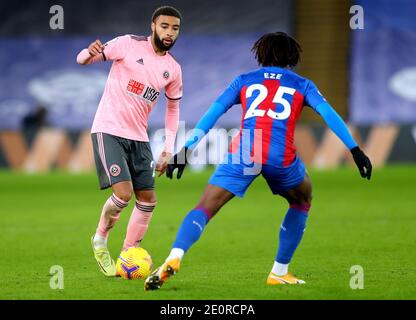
[{"left": 244, "top": 84, "right": 296, "bottom": 121}]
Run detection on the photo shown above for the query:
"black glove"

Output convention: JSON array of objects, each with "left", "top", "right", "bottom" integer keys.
[
  {"left": 350, "top": 146, "right": 372, "bottom": 180},
  {"left": 166, "top": 147, "right": 188, "bottom": 179}
]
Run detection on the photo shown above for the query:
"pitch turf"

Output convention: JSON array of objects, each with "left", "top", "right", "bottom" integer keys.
[{"left": 0, "top": 165, "right": 415, "bottom": 300}]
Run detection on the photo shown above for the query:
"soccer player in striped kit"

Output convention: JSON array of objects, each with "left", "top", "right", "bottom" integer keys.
[
  {"left": 145, "top": 32, "right": 372, "bottom": 290},
  {"left": 76, "top": 6, "right": 183, "bottom": 276}
]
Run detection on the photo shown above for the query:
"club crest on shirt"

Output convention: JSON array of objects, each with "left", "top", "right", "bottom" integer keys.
[
  {"left": 163, "top": 71, "right": 170, "bottom": 79},
  {"left": 110, "top": 164, "right": 121, "bottom": 177}
]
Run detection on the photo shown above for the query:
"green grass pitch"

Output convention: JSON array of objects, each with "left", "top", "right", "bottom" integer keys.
[{"left": 0, "top": 165, "right": 415, "bottom": 300}]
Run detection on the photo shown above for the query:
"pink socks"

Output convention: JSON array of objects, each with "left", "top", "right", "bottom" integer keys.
[
  {"left": 122, "top": 201, "right": 156, "bottom": 250},
  {"left": 96, "top": 194, "right": 129, "bottom": 238}
]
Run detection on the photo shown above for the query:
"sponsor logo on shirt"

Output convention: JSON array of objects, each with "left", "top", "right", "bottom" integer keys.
[{"left": 126, "top": 79, "right": 160, "bottom": 103}]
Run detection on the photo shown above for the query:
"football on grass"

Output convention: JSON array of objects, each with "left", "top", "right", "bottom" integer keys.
[{"left": 116, "top": 247, "right": 152, "bottom": 279}]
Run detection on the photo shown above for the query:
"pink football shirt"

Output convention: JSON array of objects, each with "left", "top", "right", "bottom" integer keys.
[{"left": 79, "top": 35, "right": 182, "bottom": 143}]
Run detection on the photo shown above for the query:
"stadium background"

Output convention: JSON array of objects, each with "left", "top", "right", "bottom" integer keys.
[
  {"left": 1, "top": 0, "right": 415, "bottom": 170},
  {"left": 0, "top": 0, "right": 415, "bottom": 300}
]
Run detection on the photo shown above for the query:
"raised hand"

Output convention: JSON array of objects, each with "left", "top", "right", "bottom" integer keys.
[{"left": 88, "top": 39, "right": 105, "bottom": 56}]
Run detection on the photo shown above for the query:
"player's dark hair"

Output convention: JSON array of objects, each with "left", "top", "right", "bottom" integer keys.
[
  {"left": 152, "top": 5, "right": 182, "bottom": 22},
  {"left": 252, "top": 32, "right": 302, "bottom": 68}
]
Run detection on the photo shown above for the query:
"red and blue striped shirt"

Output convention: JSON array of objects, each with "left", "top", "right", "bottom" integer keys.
[{"left": 211, "top": 67, "right": 326, "bottom": 167}]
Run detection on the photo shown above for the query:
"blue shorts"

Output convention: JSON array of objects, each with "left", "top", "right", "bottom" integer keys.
[{"left": 208, "top": 156, "right": 306, "bottom": 198}]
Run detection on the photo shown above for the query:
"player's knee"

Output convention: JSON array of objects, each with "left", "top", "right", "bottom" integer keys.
[
  {"left": 137, "top": 193, "right": 157, "bottom": 204},
  {"left": 289, "top": 192, "right": 312, "bottom": 212},
  {"left": 114, "top": 190, "right": 133, "bottom": 203},
  {"left": 290, "top": 189, "right": 312, "bottom": 212},
  {"left": 134, "top": 193, "right": 157, "bottom": 214},
  {"left": 285, "top": 192, "right": 312, "bottom": 208},
  {"left": 301, "top": 193, "right": 312, "bottom": 206},
  {"left": 197, "top": 196, "right": 211, "bottom": 212},
  {"left": 299, "top": 189, "right": 312, "bottom": 207}
]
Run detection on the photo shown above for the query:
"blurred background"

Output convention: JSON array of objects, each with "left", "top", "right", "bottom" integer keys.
[
  {"left": 1, "top": 0, "right": 416, "bottom": 301},
  {"left": 0, "top": 0, "right": 415, "bottom": 172}
]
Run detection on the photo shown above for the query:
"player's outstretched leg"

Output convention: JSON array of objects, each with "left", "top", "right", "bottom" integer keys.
[
  {"left": 144, "top": 207, "right": 209, "bottom": 291},
  {"left": 92, "top": 183, "right": 131, "bottom": 276},
  {"left": 145, "top": 185, "right": 234, "bottom": 291},
  {"left": 267, "top": 175, "right": 312, "bottom": 285}
]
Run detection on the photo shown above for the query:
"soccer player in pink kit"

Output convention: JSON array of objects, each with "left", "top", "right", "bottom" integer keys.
[{"left": 76, "top": 6, "right": 183, "bottom": 276}]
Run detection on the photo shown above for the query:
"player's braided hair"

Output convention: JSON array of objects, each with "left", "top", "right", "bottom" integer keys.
[
  {"left": 152, "top": 5, "right": 182, "bottom": 22},
  {"left": 252, "top": 32, "right": 302, "bottom": 68}
]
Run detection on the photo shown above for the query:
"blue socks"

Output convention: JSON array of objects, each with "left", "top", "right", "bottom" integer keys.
[
  {"left": 172, "top": 208, "right": 211, "bottom": 252},
  {"left": 172, "top": 204, "right": 309, "bottom": 266},
  {"left": 276, "top": 204, "right": 309, "bottom": 264}
]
